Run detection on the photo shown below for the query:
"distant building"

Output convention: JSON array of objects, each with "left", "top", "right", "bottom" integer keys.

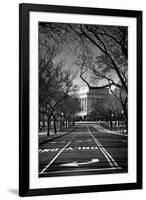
[{"left": 77, "top": 86, "right": 109, "bottom": 120}]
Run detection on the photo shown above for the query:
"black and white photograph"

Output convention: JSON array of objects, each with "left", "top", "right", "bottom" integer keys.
[
  {"left": 39, "top": 22, "right": 128, "bottom": 178},
  {"left": 19, "top": 3, "right": 142, "bottom": 196}
]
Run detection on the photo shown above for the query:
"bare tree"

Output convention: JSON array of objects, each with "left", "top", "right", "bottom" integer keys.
[
  {"left": 67, "top": 24, "right": 128, "bottom": 129},
  {"left": 91, "top": 94, "right": 123, "bottom": 130},
  {"left": 39, "top": 23, "right": 77, "bottom": 135},
  {"left": 39, "top": 22, "right": 128, "bottom": 133},
  {"left": 56, "top": 94, "right": 81, "bottom": 131}
]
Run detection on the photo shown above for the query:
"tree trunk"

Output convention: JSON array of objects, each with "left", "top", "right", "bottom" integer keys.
[
  {"left": 72, "top": 117, "right": 74, "bottom": 126},
  {"left": 122, "top": 104, "right": 128, "bottom": 133},
  {"left": 42, "top": 114, "right": 45, "bottom": 127},
  {"left": 110, "top": 117, "right": 112, "bottom": 129},
  {"left": 53, "top": 116, "right": 57, "bottom": 134},
  {"left": 47, "top": 115, "right": 51, "bottom": 136},
  {"left": 59, "top": 119, "right": 62, "bottom": 132},
  {"left": 124, "top": 115, "right": 128, "bottom": 133}
]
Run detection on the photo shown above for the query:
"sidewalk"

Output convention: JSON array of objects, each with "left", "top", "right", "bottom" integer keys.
[
  {"left": 39, "top": 127, "right": 76, "bottom": 145},
  {"left": 94, "top": 124, "right": 128, "bottom": 137}
]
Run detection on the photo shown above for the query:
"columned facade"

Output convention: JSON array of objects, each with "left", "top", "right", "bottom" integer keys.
[{"left": 77, "top": 86, "right": 109, "bottom": 120}]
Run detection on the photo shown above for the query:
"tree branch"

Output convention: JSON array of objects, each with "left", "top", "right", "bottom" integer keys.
[{"left": 79, "top": 25, "right": 128, "bottom": 93}]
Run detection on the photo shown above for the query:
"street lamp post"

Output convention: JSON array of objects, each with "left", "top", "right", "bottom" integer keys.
[
  {"left": 121, "top": 110, "right": 124, "bottom": 133},
  {"left": 61, "top": 112, "right": 64, "bottom": 132}
]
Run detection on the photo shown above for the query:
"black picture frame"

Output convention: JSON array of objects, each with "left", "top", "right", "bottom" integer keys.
[{"left": 19, "top": 3, "right": 143, "bottom": 197}]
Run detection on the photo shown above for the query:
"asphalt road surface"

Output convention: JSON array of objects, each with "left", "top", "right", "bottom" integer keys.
[{"left": 39, "top": 122, "right": 128, "bottom": 177}]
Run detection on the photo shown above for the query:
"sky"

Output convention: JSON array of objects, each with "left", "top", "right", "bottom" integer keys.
[
  {"left": 39, "top": 22, "right": 121, "bottom": 90},
  {"left": 56, "top": 48, "right": 116, "bottom": 89},
  {"left": 54, "top": 37, "right": 103, "bottom": 89},
  {"left": 56, "top": 49, "right": 86, "bottom": 88}
]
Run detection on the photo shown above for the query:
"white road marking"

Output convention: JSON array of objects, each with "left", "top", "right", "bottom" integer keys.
[
  {"left": 40, "top": 167, "right": 122, "bottom": 175},
  {"left": 50, "top": 141, "right": 65, "bottom": 144},
  {"left": 39, "top": 146, "right": 99, "bottom": 153},
  {"left": 59, "top": 159, "right": 99, "bottom": 167},
  {"left": 40, "top": 132, "right": 80, "bottom": 174},
  {"left": 87, "top": 126, "right": 114, "bottom": 167},
  {"left": 90, "top": 146, "right": 98, "bottom": 150},
  {"left": 40, "top": 141, "right": 71, "bottom": 174},
  {"left": 65, "top": 147, "right": 74, "bottom": 151},
  {"left": 39, "top": 126, "right": 123, "bottom": 175},
  {"left": 87, "top": 126, "right": 120, "bottom": 168},
  {"left": 76, "top": 139, "right": 92, "bottom": 143},
  {"left": 87, "top": 139, "right": 92, "bottom": 142},
  {"left": 97, "top": 140, "right": 119, "bottom": 167}
]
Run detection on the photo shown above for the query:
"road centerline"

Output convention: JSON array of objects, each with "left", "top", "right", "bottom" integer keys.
[{"left": 87, "top": 126, "right": 120, "bottom": 168}]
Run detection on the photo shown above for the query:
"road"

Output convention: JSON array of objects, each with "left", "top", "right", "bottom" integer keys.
[{"left": 39, "top": 122, "right": 128, "bottom": 177}]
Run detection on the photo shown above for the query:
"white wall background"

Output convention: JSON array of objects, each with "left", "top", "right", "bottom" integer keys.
[{"left": 0, "top": 0, "right": 145, "bottom": 199}]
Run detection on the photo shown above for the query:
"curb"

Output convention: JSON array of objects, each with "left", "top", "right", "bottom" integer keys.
[
  {"left": 39, "top": 127, "right": 76, "bottom": 146},
  {"left": 95, "top": 123, "right": 128, "bottom": 136}
]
